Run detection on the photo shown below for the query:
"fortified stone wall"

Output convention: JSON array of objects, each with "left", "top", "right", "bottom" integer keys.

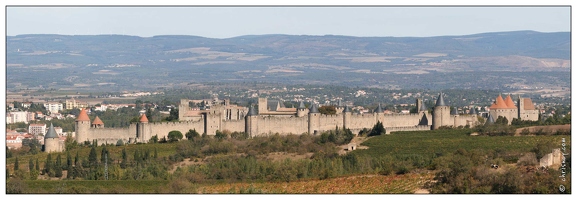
[
  {"left": 382, "top": 113, "right": 429, "bottom": 127},
  {"left": 348, "top": 114, "right": 377, "bottom": 131},
  {"left": 145, "top": 120, "right": 205, "bottom": 140},
  {"left": 88, "top": 128, "right": 132, "bottom": 144},
  {"left": 221, "top": 120, "right": 246, "bottom": 133},
  {"left": 387, "top": 125, "right": 431, "bottom": 134},
  {"left": 453, "top": 115, "right": 479, "bottom": 127},
  {"left": 319, "top": 114, "right": 344, "bottom": 131},
  {"left": 256, "top": 116, "right": 308, "bottom": 136}
]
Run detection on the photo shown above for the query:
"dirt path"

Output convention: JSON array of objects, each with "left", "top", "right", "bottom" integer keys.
[{"left": 414, "top": 189, "right": 430, "bottom": 194}]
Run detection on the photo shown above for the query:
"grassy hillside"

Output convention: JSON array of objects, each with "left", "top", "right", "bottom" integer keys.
[{"left": 353, "top": 129, "right": 569, "bottom": 158}]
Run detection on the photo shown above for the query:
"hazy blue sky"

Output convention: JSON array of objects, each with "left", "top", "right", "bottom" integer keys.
[{"left": 6, "top": 7, "right": 570, "bottom": 38}]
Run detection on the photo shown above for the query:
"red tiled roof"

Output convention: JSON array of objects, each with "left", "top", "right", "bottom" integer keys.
[
  {"left": 523, "top": 99, "right": 536, "bottom": 110},
  {"left": 489, "top": 94, "right": 508, "bottom": 109},
  {"left": 92, "top": 116, "right": 104, "bottom": 125},
  {"left": 504, "top": 94, "right": 517, "bottom": 109},
  {"left": 139, "top": 114, "right": 149, "bottom": 122},
  {"left": 76, "top": 108, "right": 90, "bottom": 121}
]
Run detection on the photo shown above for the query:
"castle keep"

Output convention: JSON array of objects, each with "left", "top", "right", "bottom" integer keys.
[
  {"left": 70, "top": 93, "right": 485, "bottom": 147},
  {"left": 488, "top": 94, "right": 539, "bottom": 124}
]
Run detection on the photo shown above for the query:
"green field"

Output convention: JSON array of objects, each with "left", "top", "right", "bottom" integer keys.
[
  {"left": 353, "top": 129, "right": 570, "bottom": 158},
  {"left": 22, "top": 180, "right": 170, "bottom": 193},
  {"left": 6, "top": 127, "right": 571, "bottom": 194}
]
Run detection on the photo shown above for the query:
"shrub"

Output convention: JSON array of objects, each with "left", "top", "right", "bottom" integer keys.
[
  {"left": 149, "top": 135, "right": 158, "bottom": 144},
  {"left": 368, "top": 121, "right": 386, "bottom": 136},
  {"left": 517, "top": 152, "right": 538, "bottom": 166},
  {"left": 168, "top": 131, "right": 183, "bottom": 142},
  {"left": 215, "top": 130, "right": 228, "bottom": 140},
  {"left": 186, "top": 129, "right": 200, "bottom": 140}
]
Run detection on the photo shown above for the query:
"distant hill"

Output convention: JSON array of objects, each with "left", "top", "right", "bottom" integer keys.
[{"left": 6, "top": 31, "right": 570, "bottom": 91}]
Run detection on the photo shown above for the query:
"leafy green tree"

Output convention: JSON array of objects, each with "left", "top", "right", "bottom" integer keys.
[
  {"left": 368, "top": 121, "right": 386, "bottom": 136},
  {"left": 186, "top": 129, "right": 200, "bottom": 140},
  {"left": 35, "top": 159, "right": 39, "bottom": 171},
  {"left": 149, "top": 135, "right": 158, "bottom": 144},
  {"left": 66, "top": 152, "right": 72, "bottom": 171},
  {"left": 64, "top": 135, "right": 78, "bottom": 151},
  {"left": 55, "top": 154, "right": 63, "bottom": 177},
  {"left": 120, "top": 148, "right": 128, "bottom": 169},
  {"left": 318, "top": 105, "right": 337, "bottom": 115},
  {"left": 29, "top": 158, "right": 34, "bottom": 171},
  {"left": 101, "top": 146, "right": 109, "bottom": 164},
  {"left": 164, "top": 108, "right": 179, "bottom": 121},
  {"left": 496, "top": 116, "right": 508, "bottom": 125},
  {"left": 6, "top": 147, "right": 12, "bottom": 158},
  {"left": 168, "top": 131, "right": 183, "bottom": 142},
  {"left": 14, "top": 157, "right": 19, "bottom": 171},
  {"left": 74, "top": 152, "right": 79, "bottom": 166},
  {"left": 44, "top": 154, "right": 53, "bottom": 176},
  {"left": 88, "top": 146, "right": 98, "bottom": 168},
  {"left": 215, "top": 130, "right": 228, "bottom": 140}
]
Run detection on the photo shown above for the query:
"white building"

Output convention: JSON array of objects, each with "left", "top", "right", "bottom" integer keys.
[
  {"left": 94, "top": 104, "right": 108, "bottom": 111},
  {"left": 44, "top": 102, "right": 63, "bottom": 113},
  {"left": 28, "top": 123, "right": 47, "bottom": 136},
  {"left": 6, "top": 135, "right": 24, "bottom": 149},
  {"left": 6, "top": 111, "right": 29, "bottom": 124}
]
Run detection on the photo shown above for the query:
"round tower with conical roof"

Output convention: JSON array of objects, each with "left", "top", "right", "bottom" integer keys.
[
  {"left": 44, "top": 123, "right": 61, "bottom": 152},
  {"left": 343, "top": 105, "right": 352, "bottom": 129},
  {"left": 373, "top": 103, "right": 385, "bottom": 125},
  {"left": 432, "top": 92, "right": 450, "bottom": 130},
  {"left": 296, "top": 101, "right": 308, "bottom": 117},
  {"left": 308, "top": 104, "right": 320, "bottom": 135},
  {"left": 136, "top": 114, "right": 149, "bottom": 142},
  {"left": 75, "top": 108, "right": 91, "bottom": 143},
  {"left": 245, "top": 105, "right": 258, "bottom": 137},
  {"left": 92, "top": 116, "right": 104, "bottom": 128}
]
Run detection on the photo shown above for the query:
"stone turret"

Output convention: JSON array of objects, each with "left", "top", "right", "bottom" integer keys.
[
  {"left": 469, "top": 107, "right": 477, "bottom": 115},
  {"left": 486, "top": 114, "right": 495, "bottom": 125},
  {"left": 451, "top": 107, "right": 458, "bottom": 115},
  {"left": 374, "top": 103, "right": 384, "bottom": 113},
  {"left": 92, "top": 116, "right": 104, "bottom": 128},
  {"left": 75, "top": 108, "right": 91, "bottom": 143},
  {"left": 297, "top": 101, "right": 308, "bottom": 117},
  {"left": 136, "top": 114, "right": 149, "bottom": 143},
  {"left": 374, "top": 103, "right": 384, "bottom": 124},
  {"left": 245, "top": 105, "right": 258, "bottom": 137},
  {"left": 419, "top": 101, "right": 428, "bottom": 113},
  {"left": 343, "top": 105, "right": 352, "bottom": 129},
  {"left": 432, "top": 92, "right": 450, "bottom": 130},
  {"left": 44, "top": 123, "right": 61, "bottom": 152},
  {"left": 308, "top": 104, "right": 320, "bottom": 134}
]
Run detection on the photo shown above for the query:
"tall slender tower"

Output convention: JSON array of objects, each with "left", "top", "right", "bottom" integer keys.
[
  {"left": 245, "top": 106, "right": 258, "bottom": 137},
  {"left": 374, "top": 103, "right": 384, "bottom": 124},
  {"left": 343, "top": 105, "right": 352, "bottom": 129},
  {"left": 44, "top": 123, "right": 61, "bottom": 152},
  {"left": 296, "top": 101, "right": 308, "bottom": 117},
  {"left": 137, "top": 114, "right": 149, "bottom": 142},
  {"left": 308, "top": 104, "right": 320, "bottom": 134},
  {"left": 75, "top": 108, "right": 91, "bottom": 143},
  {"left": 432, "top": 93, "right": 450, "bottom": 130}
]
